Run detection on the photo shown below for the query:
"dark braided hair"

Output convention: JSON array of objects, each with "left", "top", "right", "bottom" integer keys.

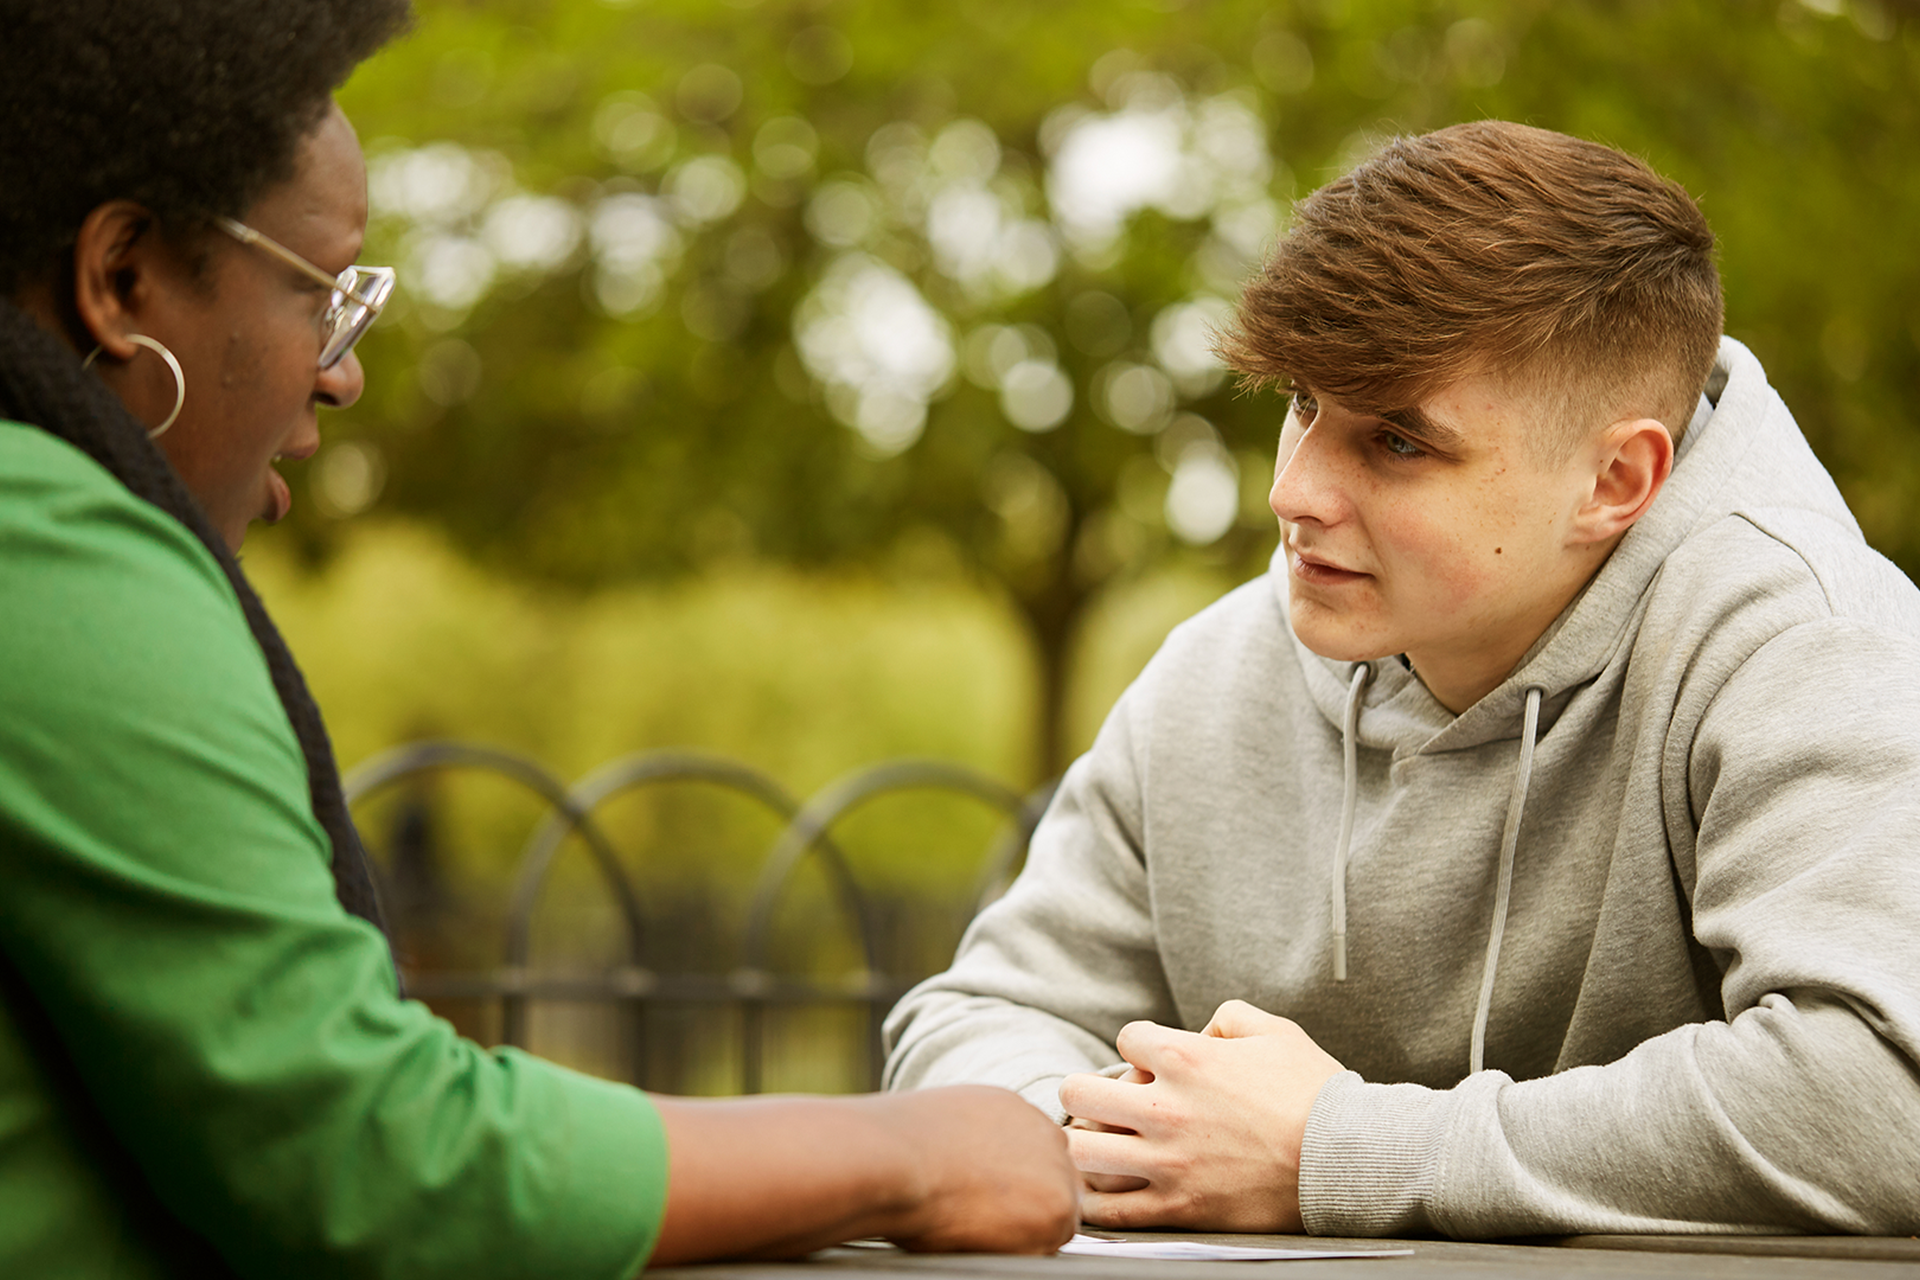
[{"left": 0, "top": 0, "right": 413, "bottom": 930}]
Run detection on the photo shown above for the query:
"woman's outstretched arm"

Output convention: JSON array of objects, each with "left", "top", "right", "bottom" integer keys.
[{"left": 649, "top": 1085, "right": 1078, "bottom": 1265}]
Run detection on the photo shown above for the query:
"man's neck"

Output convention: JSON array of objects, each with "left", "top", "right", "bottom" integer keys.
[{"left": 1408, "top": 540, "right": 1619, "bottom": 714}]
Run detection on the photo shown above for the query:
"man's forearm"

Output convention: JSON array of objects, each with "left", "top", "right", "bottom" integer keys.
[
  {"left": 885, "top": 987, "right": 1126, "bottom": 1119},
  {"left": 1302, "top": 993, "right": 1920, "bottom": 1237}
]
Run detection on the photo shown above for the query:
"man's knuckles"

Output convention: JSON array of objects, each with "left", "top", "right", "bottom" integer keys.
[
  {"left": 1082, "top": 1171, "right": 1149, "bottom": 1193},
  {"left": 1113, "top": 1019, "right": 1168, "bottom": 1061},
  {"left": 1206, "top": 999, "right": 1297, "bottom": 1038},
  {"left": 1082, "top": 1183, "right": 1207, "bottom": 1230},
  {"left": 1117, "top": 1024, "right": 1205, "bottom": 1074},
  {"left": 1079, "top": 1191, "right": 1157, "bottom": 1229}
]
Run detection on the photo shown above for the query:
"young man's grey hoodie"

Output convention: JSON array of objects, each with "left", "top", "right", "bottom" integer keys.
[{"left": 884, "top": 336, "right": 1920, "bottom": 1238}]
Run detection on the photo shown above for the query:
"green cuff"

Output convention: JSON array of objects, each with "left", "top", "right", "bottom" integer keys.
[{"left": 508, "top": 1051, "right": 669, "bottom": 1279}]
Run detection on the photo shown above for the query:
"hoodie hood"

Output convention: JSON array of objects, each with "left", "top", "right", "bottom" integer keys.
[{"left": 1279, "top": 336, "right": 1845, "bottom": 754}]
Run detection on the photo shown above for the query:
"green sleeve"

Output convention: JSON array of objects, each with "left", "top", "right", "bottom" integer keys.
[{"left": 0, "top": 424, "right": 667, "bottom": 1280}]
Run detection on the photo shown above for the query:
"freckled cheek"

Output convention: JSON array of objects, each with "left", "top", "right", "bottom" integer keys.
[
  {"left": 1416, "top": 511, "right": 1543, "bottom": 622},
  {"left": 1379, "top": 515, "right": 1497, "bottom": 611}
]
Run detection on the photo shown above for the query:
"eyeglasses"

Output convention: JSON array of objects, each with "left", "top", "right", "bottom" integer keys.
[{"left": 215, "top": 216, "right": 397, "bottom": 371}]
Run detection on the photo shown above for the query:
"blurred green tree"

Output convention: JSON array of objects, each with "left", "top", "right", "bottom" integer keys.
[{"left": 317, "top": 0, "right": 1920, "bottom": 779}]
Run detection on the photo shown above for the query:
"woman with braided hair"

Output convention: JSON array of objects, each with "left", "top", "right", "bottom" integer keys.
[{"left": 0, "top": 3, "right": 1075, "bottom": 1275}]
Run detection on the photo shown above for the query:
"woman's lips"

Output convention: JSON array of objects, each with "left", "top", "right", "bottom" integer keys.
[
  {"left": 1289, "top": 547, "right": 1367, "bottom": 586},
  {"left": 263, "top": 441, "right": 316, "bottom": 525},
  {"left": 264, "top": 464, "right": 293, "bottom": 524}
]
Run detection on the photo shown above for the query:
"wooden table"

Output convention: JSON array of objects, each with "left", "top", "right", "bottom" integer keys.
[{"left": 651, "top": 1232, "right": 1920, "bottom": 1279}]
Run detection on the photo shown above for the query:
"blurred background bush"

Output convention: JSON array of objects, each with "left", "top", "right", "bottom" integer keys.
[{"left": 251, "top": 0, "right": 1920, "bottom": 1087}]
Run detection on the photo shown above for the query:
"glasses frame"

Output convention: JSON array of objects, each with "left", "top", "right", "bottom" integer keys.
[{"left": 214, "top": 216, "right": 396, "bottom": 370}]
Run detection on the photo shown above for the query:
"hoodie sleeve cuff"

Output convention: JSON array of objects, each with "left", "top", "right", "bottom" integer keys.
[
  {"left": 1298, "top": 1072, "right": 1453, "bottom": 1237},
  {"left": 1027, "top": 1061, "right": 1132, "bottom": 1124},
  {"left": 1017, "top": 1074, "right": 1072, "bottom": 1123}
]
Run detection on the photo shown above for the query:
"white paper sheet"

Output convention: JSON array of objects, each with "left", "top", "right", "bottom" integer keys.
[{"left": 1058, "top": 1233, "right": 1414, "bottom": 1262}]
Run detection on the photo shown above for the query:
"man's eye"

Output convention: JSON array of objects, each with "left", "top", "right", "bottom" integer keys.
[
  {"left": 1290, "top": 390, "right": 1319, "bottom": 424},
  {"left": 1381, "top": 431, "right": 1423, "bottom": 457}
]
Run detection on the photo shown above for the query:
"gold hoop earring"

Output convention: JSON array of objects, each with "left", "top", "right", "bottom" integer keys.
[{"left": 82, "top": 334, "right": 186, "bottom": 440}]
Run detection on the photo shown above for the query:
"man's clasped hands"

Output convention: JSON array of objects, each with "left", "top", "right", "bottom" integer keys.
[{"left": 1061, "top": 1000, "right": 1347, "bottom": 1233}]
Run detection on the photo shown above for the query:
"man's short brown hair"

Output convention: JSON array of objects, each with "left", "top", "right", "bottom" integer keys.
[{"left": 1220, "top": 120, "right": 1723, "bottom": 446}]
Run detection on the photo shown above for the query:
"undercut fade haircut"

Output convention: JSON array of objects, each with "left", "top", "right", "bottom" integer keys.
[
  {"left": 1219, "top": 121, "right": 1724, "bottom": 446},
  {"left": 0, "top": 0, "right": 412, "bottom": 296}
]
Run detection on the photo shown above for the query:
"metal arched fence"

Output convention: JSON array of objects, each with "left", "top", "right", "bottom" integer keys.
[{"left": 343, "top": 743, "right": 1054, "bottom": 1095}]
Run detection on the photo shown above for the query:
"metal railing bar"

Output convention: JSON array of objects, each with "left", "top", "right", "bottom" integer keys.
[
  {"left": 505, "top": 749, "right": 803, "bottom": 971},
  {"left": 742, "top": 759, "right": 1028, "bottom": 970},
  {"left": 500, "top": 751, "right": 816, "bottom": 1087},
  {"left": 741, "top": 759, "right": 1031, "bottom": 1093},
  {"left": 343, "top": 740, "right": 649, "bottom": 1047},
  {"left": 348, "top": 743, "right": 1058, "bottom": 1095}
]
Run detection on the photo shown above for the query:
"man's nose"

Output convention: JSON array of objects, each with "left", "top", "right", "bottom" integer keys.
[{"left": 1269, "top": 425, "right": 1342, "bottom": 525}]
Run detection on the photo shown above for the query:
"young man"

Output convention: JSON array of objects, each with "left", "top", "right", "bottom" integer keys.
[{"left": 883, "top": 120, "right": 1920, "bottom": 1238}]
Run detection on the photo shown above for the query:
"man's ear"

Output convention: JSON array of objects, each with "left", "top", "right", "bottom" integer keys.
[
  {"left": 1571, "top": 417, "right": 1673, "bottom": 545},
  {"left": 68, "top": 200, "right": 165, "bottom": 361}
]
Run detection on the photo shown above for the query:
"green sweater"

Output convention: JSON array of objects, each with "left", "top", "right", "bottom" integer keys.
[{"left": 0, "top": 421, "right": 667, "bottom": 1278}]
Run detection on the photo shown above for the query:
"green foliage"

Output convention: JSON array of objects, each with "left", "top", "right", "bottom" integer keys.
[
  {"left": 300, "top": 0, "right": 1920, "bottom": 776},
  {"left": 251, "top": 522, "right": 1035, "bottom": 787}
]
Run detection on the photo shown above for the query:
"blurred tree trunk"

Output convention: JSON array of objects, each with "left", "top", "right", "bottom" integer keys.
[{"left": 1016, "top": 565, "right": 1087, "bottom": 785}]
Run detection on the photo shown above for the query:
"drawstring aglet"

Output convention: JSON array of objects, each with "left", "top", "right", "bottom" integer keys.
[{"left": 1333, "top": 931, "right": 1348, "bottom": 982}]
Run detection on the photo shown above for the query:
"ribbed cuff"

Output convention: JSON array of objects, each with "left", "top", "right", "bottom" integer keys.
[{"left": 1298, "top": 1072, "right": 1450, "bottom": 1237}]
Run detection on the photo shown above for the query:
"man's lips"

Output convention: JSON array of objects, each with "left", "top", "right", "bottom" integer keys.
[{"left": 1288, "top": 545, "right": 1368, "bottom": 586}]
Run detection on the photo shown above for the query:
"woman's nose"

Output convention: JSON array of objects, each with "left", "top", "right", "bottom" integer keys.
[{"left": 316, "top": 348, "right": 365, "bottom": 410}]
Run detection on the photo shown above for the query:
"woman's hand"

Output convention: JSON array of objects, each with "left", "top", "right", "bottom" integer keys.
[{"left": 871, "top": 1085, "right": 1079, "bottom": 1254}]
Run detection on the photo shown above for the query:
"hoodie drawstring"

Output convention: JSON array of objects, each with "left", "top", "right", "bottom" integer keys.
[
  {"left": 1326, "top": 668, "right": 1547, "bottom": 1077},
  {"left": 1469, "top": 684, "right": 1545, "bottom": 1074},
  {"left": 1329, "top": 662, "right": 1372, "bottom": 982}
]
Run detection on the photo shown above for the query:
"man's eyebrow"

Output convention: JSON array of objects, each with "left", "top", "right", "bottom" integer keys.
[{"left": 1378, "top": 405, "right": 1465, "bottom": 450}]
